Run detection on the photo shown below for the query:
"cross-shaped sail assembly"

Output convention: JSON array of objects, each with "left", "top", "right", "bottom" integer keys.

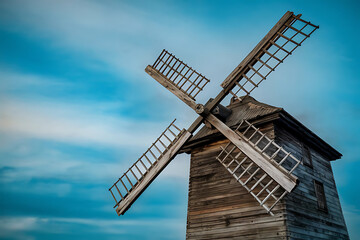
[{"left": 109, "top": 11, "right": 318, "bottom": 216}]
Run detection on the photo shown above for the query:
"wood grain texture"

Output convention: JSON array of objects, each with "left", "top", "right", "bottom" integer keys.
[
  {"left": 145, "top": 65, "right": 198, "bottom": 111},
  {"left": 116, "top": 130, "right": 192, "bottom": 215},
  {"left": 220, "top": 11, "right": 293, "bottom": 89},
  {"left": 186, "top": 124, "right": 288, "bottom": 240},
  {"left": 186, "top": 120, "right": 349, "bottom": 239},
  {"left": 273, "top": 123, "right": 350, "bottom": 240},
  {"left": 206, "top": 113, "right": 297, "bottom": 192}
]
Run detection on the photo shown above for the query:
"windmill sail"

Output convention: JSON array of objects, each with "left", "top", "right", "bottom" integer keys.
[
  {"left": 149, "top": 49, "right": 210, "bottom": 100},
  {"left": 221, "top": 12, "right": 319, "bottom": 101},
  {"left": 235, "top": 120, "right": 300, "bottom": 175},
  {"left": 216, "top": 120, "right": 301, "bottom": 215},
  {"left": 145, "top": 50, "right": 210, "bottom": 111},
  {"left": 116, "top": 11, "right": 318, "bottom": 216},
  {"left": 205, "top": 114, "right": 298, "bottom": 193},
  {"left": 109, "top": 119, "right": 191, "bottom": 215}
]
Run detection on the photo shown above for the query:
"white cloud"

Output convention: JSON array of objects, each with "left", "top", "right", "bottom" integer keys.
[
  {"left": 343, "top": 204, "right": 360, "bottom": 239},
  {"left": 0, "top": 96, "right": 165, "bottom": 148},
  {"left": 0, "top": 0, "right": 249, "bottom": 84},
  {"left": 0, "top": 216, "right": 184, "bottom": 236},
  {"left": 160, "top": 153, "right": 190, "bottom": 180},
  {"left": 0, "top": 139, "right": 190, "bottom": 186},
  {"left": 0, "top": 146, "right": 117, "bottom": 184},
  {"left": 0, "top": 93, "right": 191, "bottom": 186},
  {"left": 0, "top": 70, "right": 72, "bottom": 91},
  {"left": 0, "top": 217, "right": 38, "bottom": 231}
]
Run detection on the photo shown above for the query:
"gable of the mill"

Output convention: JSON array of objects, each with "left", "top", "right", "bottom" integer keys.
[{"left": 182, "top": 96, "right": 349, "bottom": 240}]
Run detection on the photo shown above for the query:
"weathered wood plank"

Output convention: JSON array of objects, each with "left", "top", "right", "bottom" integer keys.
[
  {"left": 186, "top": 113, "right": 349, "bottom": 239},
  {"left": 206, "top": 113, "right": 297, "bottom": 192},
  {"left": 145, "top": 65, "right": 198, "bottom": 111},
  {"left": 220, "top": 11, "right": 293, "bottom": 89},
  {"left": 273, "top": 123, "right": 349, "bottom": 239},
  {"left": 186, "top": 126, "right": 288, "bottom": 239},
  {"left": 116, "top": 130, "right": 192, "bottom": 215}
]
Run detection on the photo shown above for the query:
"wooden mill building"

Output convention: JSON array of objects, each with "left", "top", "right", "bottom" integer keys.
[{"left": 182, "top": 96, "right": 349, "bottom": 240}]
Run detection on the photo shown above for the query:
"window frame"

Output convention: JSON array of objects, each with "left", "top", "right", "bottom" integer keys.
[
  {"left": 302, "top": 144, "right": 313, "bottom": 168},
  {"left": 314, "top": 180, "right": 328, "bottom": 213}
]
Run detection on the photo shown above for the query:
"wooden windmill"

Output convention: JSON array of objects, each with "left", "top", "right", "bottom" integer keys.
[{"left": 109, "top": 11, "right": 350, "bottom": 239}]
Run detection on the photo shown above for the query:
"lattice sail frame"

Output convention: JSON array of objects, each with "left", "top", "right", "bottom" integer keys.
[
  {"left": 110, "top": 11, "right": 319, "bottom": 217},
  {"left": 151, "top": 49, "right": 210, "bottom": 100},
  {"left": 224, "top": 14, "right": 319, "bottom": 101},
  {"left": 109, "top": 119, "right": 184, "bottom": 208},
  {"left": 216, "top": 120, "right": 301, "bottom": 214}
]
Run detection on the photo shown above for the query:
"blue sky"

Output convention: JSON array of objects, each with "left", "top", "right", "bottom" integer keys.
[{"left": 0, "top": 0, "right": 359, "bottom": 239}]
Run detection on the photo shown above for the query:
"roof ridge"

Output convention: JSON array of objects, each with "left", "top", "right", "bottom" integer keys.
[{"left": 228, "top": 95, "right": 283, "bottom": 111}]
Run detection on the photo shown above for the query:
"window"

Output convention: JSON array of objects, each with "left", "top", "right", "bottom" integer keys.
[
  {"left": 314, "top": 180, "right": 328, "bottom": 212},
  {"left": 302, "top": 144, "right": 313, "bottom": 168}
]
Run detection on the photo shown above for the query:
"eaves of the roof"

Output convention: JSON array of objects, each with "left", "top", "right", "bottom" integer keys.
[{"left": 181, "top": 96, "right": 342, "bottom": 161}]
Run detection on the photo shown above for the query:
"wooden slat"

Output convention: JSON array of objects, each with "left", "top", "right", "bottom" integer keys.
[
  {"left": 124, "top": 173, "right": 134, "bottom": 188},
  {"left": 153, "top": 49, "right": 165, "bottom": 68},
  {"left": 130, "top": 169, "right": 139, "bottom": 182},
  {"left": 134, "top": 163, "right": 143, "bottom": 176},
  {"left": 109, "top": 189, "right": 117, "bottom": 203},
  {"left": 221, "top": 11, "right": 293, "bottom": 89},
  {"left": 250, "top": 173, "right": 267, "bottom": 191},
  {"left": 244, "top": 168, "right": 261, "bottom": 185},
  {"left": 276, "top": 32, "right": 301, "bottom": 46},
  {"left": 139, "top": 159, "right": 148, "bottom": 171},
  {"left": 115, "top": 184, "right": 124, "bottom": 200},
  {"left": 269, "top": 40, "right": 292, "bottom": 55},
  {"left": 249, "top": 65, "right": 266, "bottom": 80},
  {"left": 205, "top": 113, "right": 297, "bottom": 192},
  {"left": 116, "top": 130, "right": 192, "bottom": 215},
  {"left": 119, "top": 179, "right": 129, "bottom": 193},
  {"left": 254, "top": 56, "right": 274, "bottom": 71},
  {"left": 187, "top": 139, "right": 288, "bottom": 239},
  {"left": 262, "top": 49, "right": 283, "bottom": 63},
  {"left": 144, "top": 154, "right": 152, "bottom": 165},
  {"left": 145, "top": 65, "right": 198, "bottom": 110},
  {"left": 158, "top": 52, "right": 172, "bottom": 72}
]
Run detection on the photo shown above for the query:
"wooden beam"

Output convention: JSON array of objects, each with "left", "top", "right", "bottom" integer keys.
[
  {"left": 116, "top": 130, "right": 192, "bottom": 216},
  {"left": 220, "top": 11, "right": 293, "bottom": 90},
  {"left": 205, "top": 113, "right": 297, "bottom": 192},
  {"left": 145, "top": 65, "right": 198, "bottom": 111},
  {"left": 146, "top": 60, "right": 298, "bottom": 192}
]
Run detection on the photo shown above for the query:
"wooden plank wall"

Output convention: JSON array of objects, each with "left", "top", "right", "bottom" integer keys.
[
  {"left": 274, "top": 122, "right": 350, "bottom": 240},
  {"left": 186, "top": 123, "right": 289, "bottom": 240}
]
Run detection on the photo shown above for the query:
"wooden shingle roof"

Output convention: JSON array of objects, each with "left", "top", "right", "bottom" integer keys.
[{"left": 182, "top": 96, "right": 341, "bottom": 161}]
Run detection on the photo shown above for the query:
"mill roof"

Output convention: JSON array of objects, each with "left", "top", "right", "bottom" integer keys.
[{"left": 182, "top": 96, "right": 342, "bottom": 161}]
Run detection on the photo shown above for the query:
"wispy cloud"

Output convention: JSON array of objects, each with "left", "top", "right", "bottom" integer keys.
[
  {"left": 0, "top": 70, "right": 72, "bottom": 92},
  {"left": 0, "top": 143, "right": 189, "bottom": 185},
  {"left": 0, "top": 215, "right": 185, "bottom": 239},
  {"left": 343, "top": 204, "right": 360, "bottom": 238},
  {"left": 0, "top": 92, "right": 190, "bottom": 188},
  {"left": 0, "top": 149, "right": 119, "bottom": 184},
  {"left": 0, "top": 0, "right": 251, "bottom": 85},
  {"left": 0, "top": 216, "right": 38, "bottom": 231},
  {"left": 1, "top": 1, "right": 358, "bottom": 239},
  {"left": 0, "top": 96, "right": 167, "bottom": 148}
]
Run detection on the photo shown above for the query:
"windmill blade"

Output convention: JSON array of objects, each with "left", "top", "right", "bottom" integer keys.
[
  {"left": 221, "top": 11, "right": 319, "bottom": 101},
  {"left": 235, "top": 120, "right": 301, "bottom": 175},
  {"left": 109, "top": 119, "right": 191, "bottom": 215},
  {"left": 205, "top": 114, "right": 299, "bottom": 193},
  {"left": 217, "top": 142, "right": 288, "bottom": 215},
  {"left": 140, "top": 11, "right": 315, "bottom": 216},
  {"left": 216, "top": 120, "right": 301, "bottom": 215},
  {"left": 145, "top": 50, "right": 210, "bottom": 111}
]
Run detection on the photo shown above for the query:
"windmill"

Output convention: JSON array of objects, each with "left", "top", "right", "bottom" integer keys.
[
  {"left": 109, "top": 11, "right": 318, "bottom": 217},
  {"left": 108, "top": 11, "right": 351, "bottom": 239}
]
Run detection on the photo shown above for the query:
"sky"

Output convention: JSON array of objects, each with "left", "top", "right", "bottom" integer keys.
[{"left": 0, "top": 0, "right": 359, "bottom": 239}]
